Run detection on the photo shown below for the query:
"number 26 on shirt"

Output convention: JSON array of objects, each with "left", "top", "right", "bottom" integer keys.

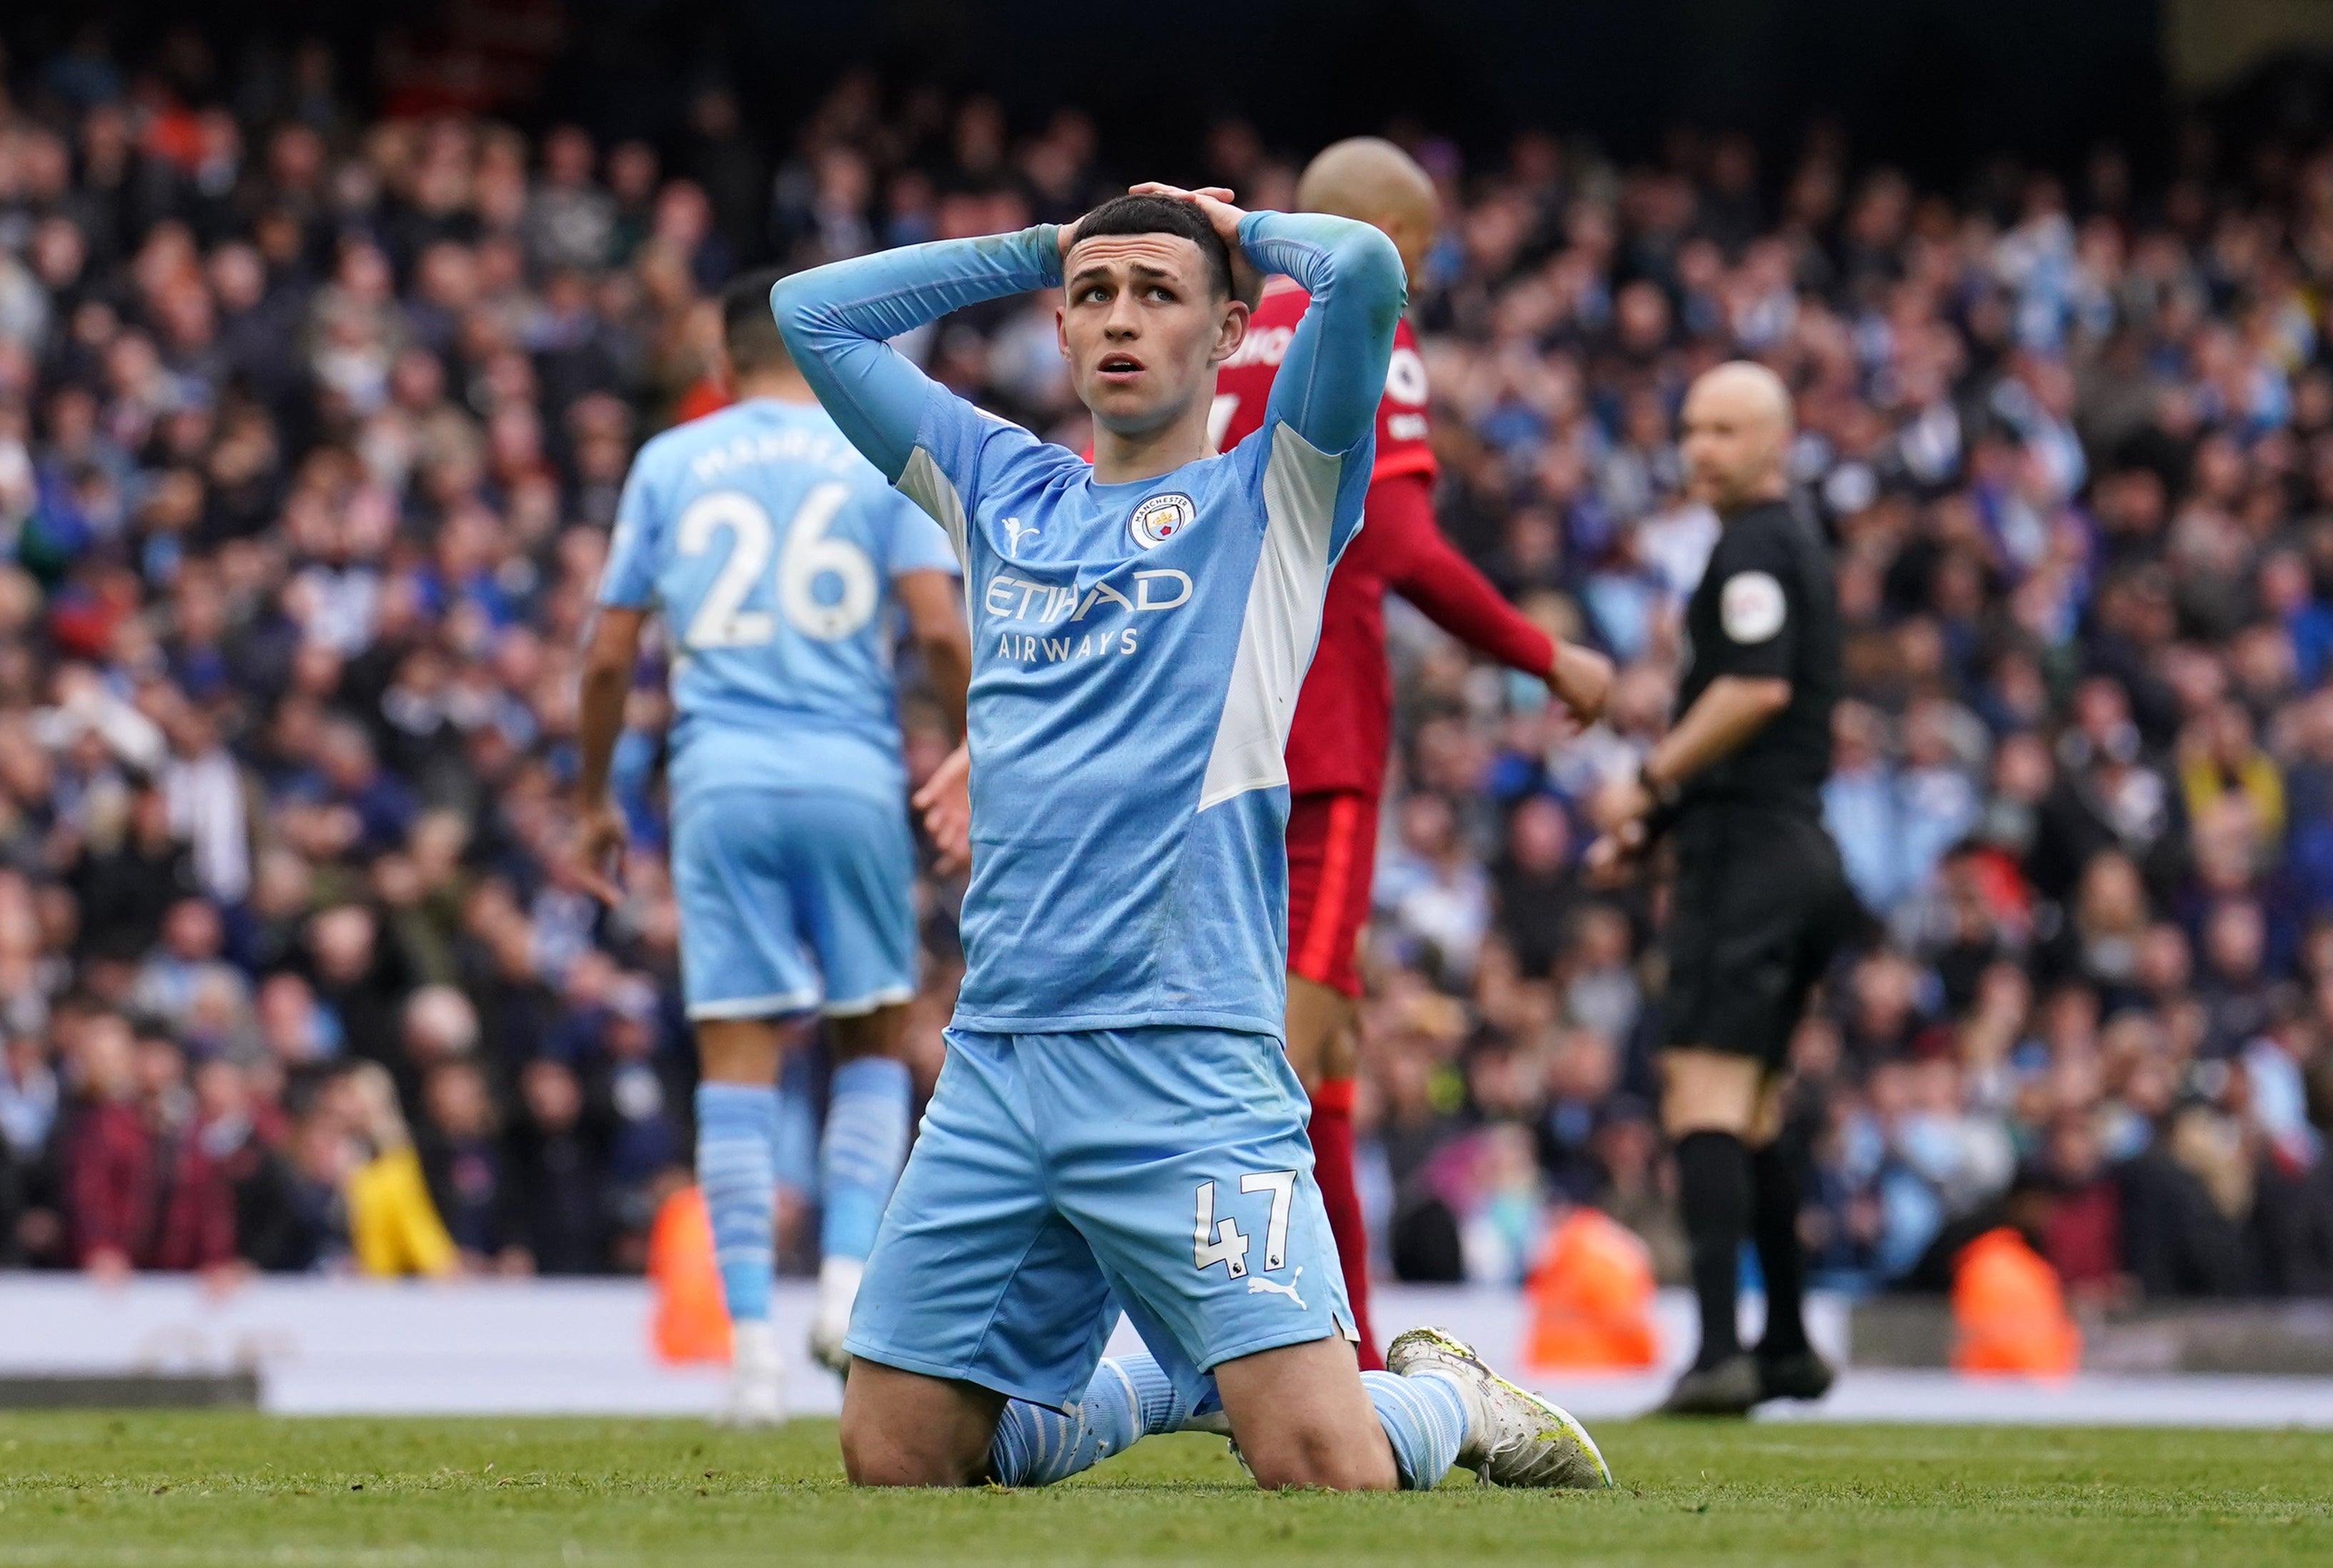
[{"left": 675, "top": 482, "right": 878, "bottom": 647}]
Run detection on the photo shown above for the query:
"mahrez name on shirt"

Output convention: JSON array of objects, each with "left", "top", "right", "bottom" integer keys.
[{"left": 686, "top": 427, "right": 863, "bottom": 484}]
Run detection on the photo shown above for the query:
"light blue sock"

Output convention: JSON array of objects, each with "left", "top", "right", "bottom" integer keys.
[
  {"left": 1363, "top": 1370, "right": 1468, "bottom": 1490},
  {"left": 988, "top": 1356, "right": 1157, "bottom": 1487},
  {"left": 1110, "top": 1351, "right": 1192, "bottom": 1437},
  {"left": 695, "top": 1082, "right": 777, "bottom": 1324},
  {"left": 819, "top": 1056, "right": 911, "bottom": 1261}
]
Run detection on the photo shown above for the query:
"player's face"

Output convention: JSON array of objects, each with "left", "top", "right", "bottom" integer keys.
[
  {"left": 1059, "top": 234, "right": 1247, "bottom": 436},
  {"left": 1680, "top": 383, "right": 1785, "bottom": 512}
]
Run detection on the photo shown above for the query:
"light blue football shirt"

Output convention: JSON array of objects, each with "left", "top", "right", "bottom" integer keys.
[
  {"left": 596, "top": 397, "right": 959, "bottom": 808},
  {"left": 773, "top": 214, "right": 1405, "bottom": 1035}
]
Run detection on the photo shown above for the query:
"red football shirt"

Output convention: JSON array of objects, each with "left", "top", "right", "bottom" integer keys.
[{"left": 1215, "top": 279, "right": 1557, "bottom": 796}]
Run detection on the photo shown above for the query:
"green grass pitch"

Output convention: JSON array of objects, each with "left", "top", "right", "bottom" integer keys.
[{"left": 0, "top": 1412, "right": 2327, "bottom": 1566}]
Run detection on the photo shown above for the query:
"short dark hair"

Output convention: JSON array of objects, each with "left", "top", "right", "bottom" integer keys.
[
  {"left": 721, "top": 266, "right": 793, "bottom": 374},
  {"left": 1067, "top": 194, "right": 1232, "bottom": 299}
]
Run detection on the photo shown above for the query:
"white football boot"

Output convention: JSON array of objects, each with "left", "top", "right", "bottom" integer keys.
[
  {"left": 720, "top": 1319, "right": 786, "bottom": 1426},
  {"left": 1385, "top": 1326, "right": 1613, "bottom": 1488},
  {"left": 808, "top": 1256, "right": 863, "bottom": 1377}
]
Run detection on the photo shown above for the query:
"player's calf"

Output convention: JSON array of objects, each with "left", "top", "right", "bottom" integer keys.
[
  {"left": 693, "top": 1024, "right": 789, "bottom": 1425},
  {"left": 812, "top": 1003, "right": 916, "bottom": 1374}
]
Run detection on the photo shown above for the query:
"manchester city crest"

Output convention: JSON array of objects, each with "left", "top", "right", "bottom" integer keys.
[{"left": 1129, "top": 492, "right": 1197, "bottom": 550}]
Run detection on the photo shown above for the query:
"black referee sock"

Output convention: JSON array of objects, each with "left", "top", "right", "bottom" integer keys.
[
  {"left": 1750, "top": 1139, "right": 1811, "bottom": 1359},
  {"left": 1675, "top": 1130, "right": 1751, "bottom": 1371}
]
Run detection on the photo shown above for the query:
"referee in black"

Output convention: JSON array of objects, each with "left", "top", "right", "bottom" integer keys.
[{"left": 1589, "top": 361, "right": 1854, "bottom": 1416}]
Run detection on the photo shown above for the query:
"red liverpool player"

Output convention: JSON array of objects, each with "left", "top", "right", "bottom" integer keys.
[{"left": 1216, "top": 139, "right": 1612, "bottom": 1368}]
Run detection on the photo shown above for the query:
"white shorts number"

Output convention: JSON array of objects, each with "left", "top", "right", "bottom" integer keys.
[
  {"left": 1241, "top": 1169, "right": 1297, "bottom": 1271},
  {"left": 1192, "top": 1179, "right": 1251, "bottom": 1279},
  {"left": 1192, "top": 1168, "right": 1298, "bottom": 1279}
]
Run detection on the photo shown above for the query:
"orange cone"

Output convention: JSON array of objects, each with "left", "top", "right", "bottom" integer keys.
[
  {"left": 1524, "top": 1208, "right": 1660, "bottom": 1370},
  {"left": 646, "top": 1184, "right": 733, "bottom": 1365},
  {"left": 1950, "top": 1227, "right": 2079, "bottom": 1379}
]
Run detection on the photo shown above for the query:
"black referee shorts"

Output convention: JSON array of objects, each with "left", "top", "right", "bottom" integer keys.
[{"left": 1657, "top": 805, "right": 1859, "bottom": 1071}]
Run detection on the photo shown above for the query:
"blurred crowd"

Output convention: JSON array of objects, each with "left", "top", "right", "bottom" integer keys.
[
  {"left": 1, "top": 34, "right": 2331, "bottom": 1309},
  {"left": 1350, "top": 124, "right": 2333, "bottom": 1304}
]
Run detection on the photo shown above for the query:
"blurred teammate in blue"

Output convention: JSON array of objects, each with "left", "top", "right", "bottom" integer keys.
[
  {"left": 576, "top": 269, "right": 971, "bottom": 1423},
  {"left": 773, "top": 184, "right": 1610, "bottom": 1489}
]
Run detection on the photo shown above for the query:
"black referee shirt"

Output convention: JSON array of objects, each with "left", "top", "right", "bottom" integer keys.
[{"left": 1673, "top": 498, "right": 1840, "bottom": 823}]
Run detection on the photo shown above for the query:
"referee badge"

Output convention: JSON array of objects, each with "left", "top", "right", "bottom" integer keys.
[
  {"left": 1129, "top": 492, "right": 1197, "bottom": 550},
  {"left": 1720, "top": 571, "right": 1787, "bottom": 644}
]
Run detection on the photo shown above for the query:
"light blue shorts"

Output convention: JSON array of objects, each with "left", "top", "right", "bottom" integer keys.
[
  {"left": 845, "top": 1026, "right": 1354, "bottom": 1411},
  {"left": 669, "top": 786, "right": 917, "bottom": 1021}
]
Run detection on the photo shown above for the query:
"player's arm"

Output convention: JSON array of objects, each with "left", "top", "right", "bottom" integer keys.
[
  {"left": 1638, "top": 677, "right": 1792, "bottom": 797},
  {"left": 1637, "top": 545, "right": 1797, "bottom": 805},
  {"left": 575, "top": 457, "right": 660, "bottom": 905},
  {"left": 769, "top": 228, "right": 1063, "bottom": 484},
  {"left": 575, "top": 605, "right": 645, "bottom": 905},
  {"left": 1586, "top": 675, "right": 1792, "bottom": 878},
  {"left": 893, "top": 569, "right": 969, "bottom": 740},
  {"left": 895, "top": 565, "right": 974, "bottom": 875},
  {"left": 883, "top": 491, "right": 975, "bottom": 873},
  {"left": 1239, "top": 209, "right": 1406, "bottom": 460},
  {"left": 1589, "top": 545, "right": 1795, "bottom": 866},
  {"left": 1372, "top": 472, "right": 1613, "bottom": 721}
]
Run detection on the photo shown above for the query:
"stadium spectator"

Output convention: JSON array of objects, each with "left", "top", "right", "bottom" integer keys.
[
  {"left": 417, "top": 1056, "right": 516, "bottom": 1271},
  {"left": 338, "top": 1060, "right": 458, "bottom": 1278},
  {"left": 58, "top": 1011, "right": 147, "bottom": 1277},
  {"left": 503, "top": 1055, "right": 611, "bottom": 1274}
]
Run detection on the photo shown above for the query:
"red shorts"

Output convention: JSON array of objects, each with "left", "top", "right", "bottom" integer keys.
[{"left": 1285, "top": 791, "right": 1378, "bottom": 999}]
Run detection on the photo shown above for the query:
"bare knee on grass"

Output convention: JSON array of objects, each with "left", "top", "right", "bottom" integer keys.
[
  {"left": 1213, "top": 1334, "right": 1397, "bottom": 1492},
  {"left": 838, "top": 1359, "right": 1003, "bottom": 1487}
]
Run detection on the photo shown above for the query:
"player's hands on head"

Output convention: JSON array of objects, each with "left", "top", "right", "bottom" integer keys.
[
  {"left": 1126, "top": 182, "right": 1262, "bottom": 303},
  {"left": 1549, "top": 643, "right": 1614, "bottom": 725},
  {"left": 912, "top": 742, "right": 974, "bottom": 878},
  {"left": 575, "top": 798, "right": 630, "bottom": 906},
  {"left": 1126, "top": 181, "right": 1242, "bottom": 220}
]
